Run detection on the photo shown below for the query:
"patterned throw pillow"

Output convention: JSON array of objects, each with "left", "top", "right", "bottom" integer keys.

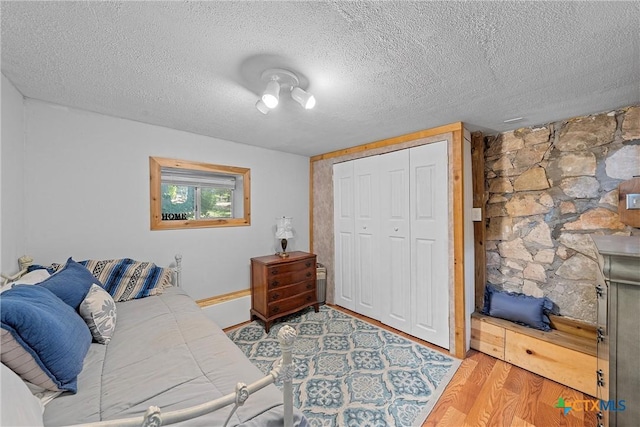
[
  {"left": 79, "top": 284, "right": 117, "bottom": 344},
  {"left": 81, "top": 258, "right": 172, "bottom": 302}
]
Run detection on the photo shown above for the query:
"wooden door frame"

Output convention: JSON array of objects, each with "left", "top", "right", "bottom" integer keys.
[{"left": 309, "top": 122, "right": 470, "bottom": 359}]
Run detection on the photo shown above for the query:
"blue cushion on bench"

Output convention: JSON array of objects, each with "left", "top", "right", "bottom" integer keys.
[{"left": 482, "top": 284, "right": 554, "bottom": 331}]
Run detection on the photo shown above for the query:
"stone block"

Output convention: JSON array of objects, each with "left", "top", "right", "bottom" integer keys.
[
  {"left": 605, "top": 144, "right": 640, "bottom": 180},
  {"left": 534, "top": 249, "right": 555, "bottom": 264},
  {"left": 486, "top": 202, "right": 507, "bottom": 218},
  {"left": 563, "top": 207, "right": 626, "bottom": 230},
  {"left": 513, "top": 167, "right": 550, "bottom": 191},
  {"left": 524, "top": 221, "right": 553, "bottom": 247},
  {"left": 556, "top": 114, "right": 616, "bottom": 151},
  {"left": 486, "top": 217, "right": 514, "bottom": 240},
  {"left": 523, "top": 127, "right": 551, "bottom": 146},
  {"left": 524, "top": 263, "right": 547, "bottom": 282},
  {"left": 488, "top": 177, "right": 513, "bottom": 193},
  {"left": 513, "top": 143, "right": 550, "bottom": 169},
  {"left": 522, "top": 280, "right": 545, "bottom": 297},
  {"left": 598, "top": 189, "right": 618, "bottom": 208},
  {"left": 548, "top": 281, "right": 597, "bottom": 323},
  {"left": 492, "top": 156, "right": 515, "bottom": 172},
  {"left": 558, "top": 152, "right": 597, "bottom": 177},
  {"left": 498, "top": 238, "right": 533, "bottom": 262},
  {"left": 560, "top": 201, "right": 577, "bottom": 214},
  {"left": 560, "top": 176, "right": 600, "bottom": 198},
  {"left": 505, "top": 193, "right": 553, "bottom": 217},
  {"left": 558, "top": 233, "right": 598, "bottom": 260},
  {"left": 486, "top": 131, "right": 525, "bottom": 157},
  {"left": 555, "top": 253, "right": 600, "bottom": 281},
  {"left": 622, "top": 106, "right": 640, "bottom": 140}
]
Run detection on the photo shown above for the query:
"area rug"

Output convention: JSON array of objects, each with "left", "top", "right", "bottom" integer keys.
[{"left": 227, "top": 305, "right": 460, "bottom": 427}]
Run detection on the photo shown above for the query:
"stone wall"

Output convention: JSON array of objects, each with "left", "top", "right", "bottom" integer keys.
[{"left": 485, "top": 106, "right": 639, "bottom": 324}]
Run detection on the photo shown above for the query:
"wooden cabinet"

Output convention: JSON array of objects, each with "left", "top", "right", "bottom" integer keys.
[
  {"left": 593, "top": 236, "right": 640, "bottom": 427},
  {"left": 250, "top": 251, "right": 318, "bottom": 332}
]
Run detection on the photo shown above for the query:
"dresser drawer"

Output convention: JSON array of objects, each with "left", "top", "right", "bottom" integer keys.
[
  {"left": 268, "top": 291, "right": 316, "bottom": 316},
  {"left": 267, "top": 259, "right": 315, "bottom": 277},
  {"left": 268, "top": 269, "right": 315, "bottom": 289},
  {"left": 268, "top": 281, "right": 315, "bottom": 302}
]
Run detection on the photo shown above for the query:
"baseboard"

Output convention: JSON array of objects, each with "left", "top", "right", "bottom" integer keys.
[{"left": 200, "top": 295, "right": 251, "bottom": 329}]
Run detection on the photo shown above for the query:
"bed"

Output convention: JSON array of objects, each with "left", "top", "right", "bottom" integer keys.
[{"left": 0, "top": 255, "right": 307, "bottom": 427}]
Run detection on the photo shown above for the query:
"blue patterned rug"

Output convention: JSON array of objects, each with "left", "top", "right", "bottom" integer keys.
[{"left": 227, "top": 305, "right": 460, "bottom": 427}]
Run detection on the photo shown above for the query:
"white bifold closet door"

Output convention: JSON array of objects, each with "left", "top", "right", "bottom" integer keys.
[
  {"left": 333, "top": 160, "right": 355, "bottom": 311},
  {"left": 407, "top": 142, "right": 449, "bottom": 348},
  {"left": 333, "top": 141, "right": 449, "bottom": 349}
]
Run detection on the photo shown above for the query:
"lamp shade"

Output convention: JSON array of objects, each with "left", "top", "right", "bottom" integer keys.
[
  {"left": 275, "top": 217, "right": 294, "bottom": 239},
  {"left": 291, "top": 87, "right": 316, "bottom": 109}
]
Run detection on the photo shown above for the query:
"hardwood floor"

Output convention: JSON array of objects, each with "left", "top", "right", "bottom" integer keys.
[
  {"left": 328, "top": 305, "right": 598, "bottom": 427},
  {"left": 230, "top": 304, "right": 598, "bottom": 427},
  {"left": 424, "top": 350, "right": 598, "bottom": 427}
]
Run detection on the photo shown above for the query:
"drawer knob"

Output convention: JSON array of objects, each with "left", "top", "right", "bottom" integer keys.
[
  {"left": 306, "top": 295, "right": 313, "bottom": 302},
  {"left": 271, "top": 293, "right": 280, "bottom": 300},
  {"left": 306, "top": 272, "right": 312, "bottom": 277},
  {"left": 272, "top": 306, "right": 280, "bottom": 313},
  {"left": 305, "top": 262, "right": 312, "bottom": 267},
  {"left": 525, "top": 349, "right": 533, "bottom": 355},
  {"left": 271, "top": 280, "right": 280, "bottom": 288},
  {"left": 306, "top": 283, "right": 313, "bottom": 289},
  {"left": 271, "top": 269, "right": 279, "bottom": 275}
]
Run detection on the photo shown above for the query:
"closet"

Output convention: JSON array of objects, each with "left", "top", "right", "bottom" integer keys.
[{"left": 333, "top": 141, "right": 450, "bottom": 349}]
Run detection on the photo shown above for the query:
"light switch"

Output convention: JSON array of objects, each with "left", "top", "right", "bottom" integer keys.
[
  {"left": 627, "top": 194, "right": 640, "bottom": 210},
  {"left": 472, "top": 207, "right": 482, "bottom": 222}
]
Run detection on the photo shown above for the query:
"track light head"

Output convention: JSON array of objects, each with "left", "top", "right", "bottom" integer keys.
[
  {"left": 261, "top": 80, "right": 280, "bottom": 109},
  {"left": 291, "top": 87, "right": 316, "bottom": 109},
  {"left": 255, "top": 99, "right": 270, "bottom": 114}
]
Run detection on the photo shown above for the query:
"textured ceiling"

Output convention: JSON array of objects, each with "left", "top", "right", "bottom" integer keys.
[{"left": 1, "top": 1, "right": 639, "bottom": 157}]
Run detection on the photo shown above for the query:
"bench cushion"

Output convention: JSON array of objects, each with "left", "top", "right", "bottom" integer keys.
[{"left": 482, "top": 284, "right": 553, "bottom": 331}]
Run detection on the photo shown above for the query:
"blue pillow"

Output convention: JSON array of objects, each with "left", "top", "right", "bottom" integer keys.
[
  {"left": 37, "top": 258, "right": 103, "bottom": 310},
  {"left": 482, "top": 284, "right": 554, "bottom": 331},
  {"left": 0, "top": 285, "right": 91, "bottom": 393}
]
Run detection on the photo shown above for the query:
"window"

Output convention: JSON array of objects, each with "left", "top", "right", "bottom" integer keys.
[{"left": 150, "top": 157, "right": 250, "bottom": 230}]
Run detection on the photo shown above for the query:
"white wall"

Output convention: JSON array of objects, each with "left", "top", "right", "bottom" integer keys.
[
  {"left": 1, "top": 74, "right": 26, "bottom": 274},
  {"left": 22, "top": 99, "right": 310, "bottom": 300}
]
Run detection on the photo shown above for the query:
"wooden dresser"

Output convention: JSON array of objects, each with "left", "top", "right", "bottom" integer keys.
[
  {"left": 250, "top": 251, "right": 318, "bottom": 332},
  {"left": 592, "top": 235, "right": 640, "bottom": 427}
]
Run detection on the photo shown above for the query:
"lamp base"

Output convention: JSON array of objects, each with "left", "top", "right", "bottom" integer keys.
[{"left": 276, "top": 252, "right": 290, "bottom": 258}]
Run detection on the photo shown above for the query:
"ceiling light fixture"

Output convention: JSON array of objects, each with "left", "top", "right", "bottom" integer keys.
[
  {"left": 291, "top": 87, "right": 316, "bottom": 109},
  {"left": 261, "top": 80, "right": 280, "bottom": 109},
  {"left": 256, "top": 68, "right": 315, "bottom": 114}
]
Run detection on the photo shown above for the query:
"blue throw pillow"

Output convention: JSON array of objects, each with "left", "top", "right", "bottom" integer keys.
[
  {"left": 0, "top": 285, "right": 91, "bottom": 393},
  {"left": 482, "top": 284, "right": 554, "bottom": 331},
  {"left": 38, "top": 258, "right": 103, "bottom": 310}
]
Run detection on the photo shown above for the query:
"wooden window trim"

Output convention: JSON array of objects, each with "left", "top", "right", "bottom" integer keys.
[{"left": 150, "top": 156, "right": 251, "bottom": 230}]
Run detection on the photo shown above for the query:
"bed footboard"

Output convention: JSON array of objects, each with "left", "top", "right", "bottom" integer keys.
[{"left": 69, "top": 325, "right": 298, "bottom": 427}]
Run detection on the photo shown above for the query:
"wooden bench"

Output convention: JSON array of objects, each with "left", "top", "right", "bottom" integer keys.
[{"left": 470, "top": 312, "right": 597, "bottom": 396}]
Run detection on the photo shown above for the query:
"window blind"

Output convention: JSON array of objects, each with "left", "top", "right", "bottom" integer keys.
[{"left": 161, "top": 167, "right": 236, "bottom": 189}]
